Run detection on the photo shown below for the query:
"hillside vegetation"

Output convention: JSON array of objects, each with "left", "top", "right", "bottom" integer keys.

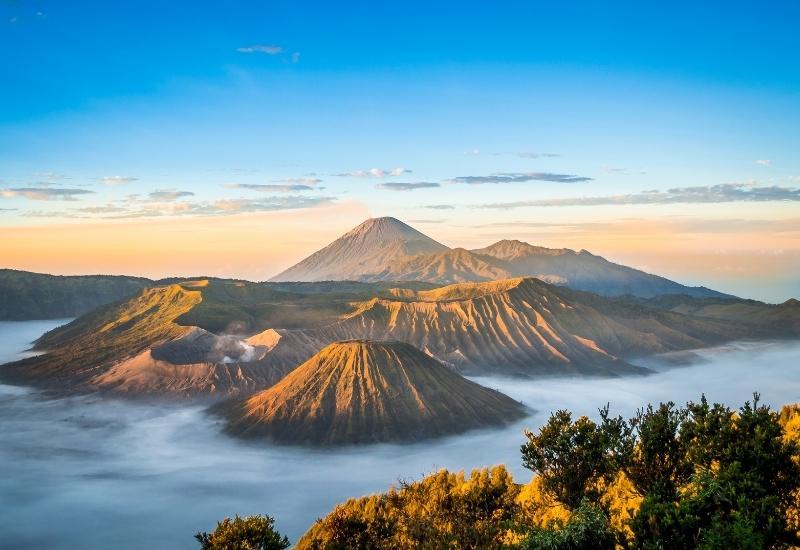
[
  {"left": 203, "top": 395, "right": 800, "bottom": 549},
  {"left": 0, "top": 268, "right": 151, "bottom": 320}
]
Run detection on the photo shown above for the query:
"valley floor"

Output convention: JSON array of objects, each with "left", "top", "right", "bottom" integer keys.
[{"left": 1, "top": 320, "right": 799, "bottom": 548}]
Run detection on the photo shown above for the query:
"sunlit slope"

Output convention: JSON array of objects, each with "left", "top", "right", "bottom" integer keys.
[
  {"left": 2, "top": 283, "right": 202, "bottom": 387},
  {"left": 170, "top": 278, "right": 440, "bottom": 333},
  {"left": 378, "top": 247, "right": 512, "bottom": 283},
  {"left": 271, "top": 217, "right": 449, "bottom": 282},
  {"left": 219, "top": 340, "right": 528, "bottom": 445},
  {"left": 259, "top": 278, "right": 751, "bottom": 377},
  {"left": 0, "top": 278, "right": 443, "bottom": 396},
  {"left": 88, "top": 325, "right": 285, "bottom": 398}
]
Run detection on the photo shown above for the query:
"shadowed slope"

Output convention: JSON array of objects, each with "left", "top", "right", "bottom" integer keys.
[
  {"left": 219, "top": 340, "right": 528, "bottom": 445},
  {"left": 0, "top": 268, "right": 152, "bottom": 320},
  {"left": 472, "top": 240, "right": 728, "bottom": 298},
  {"left": 378, "top": 247, "right": 512, "bottom": 283},
  {"left": 0, "top": 278, "right": 440, "bottom": 396},
  {"left": 2, "top": 283, "right": 202, "bottom": 388},
  {"left": 256, "top": 278, "right": 753, "bottom": 378},
  {"left": 269, "top": 219, "right": 729, "bottom": 298}
]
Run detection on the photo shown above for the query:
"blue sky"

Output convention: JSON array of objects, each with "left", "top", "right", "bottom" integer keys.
[{"left": 1, "top": 1, "right": 799, "bottom": 300}]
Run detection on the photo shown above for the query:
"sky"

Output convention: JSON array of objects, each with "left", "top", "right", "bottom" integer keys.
[{"left": 1, "top": 0, "right": 798, "bottom": 301}]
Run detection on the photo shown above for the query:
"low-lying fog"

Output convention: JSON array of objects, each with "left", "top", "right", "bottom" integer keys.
[{"left": 1, "top": 320, "right": 800, "bottom": 549}]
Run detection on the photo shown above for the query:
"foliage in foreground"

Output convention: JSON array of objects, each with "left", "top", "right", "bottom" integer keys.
[
  {"left": 199, "top": 396, "right": 800, "bottom": 549},
  {"left": 195, "top": 514, "right": 289, "bottom": 550}
]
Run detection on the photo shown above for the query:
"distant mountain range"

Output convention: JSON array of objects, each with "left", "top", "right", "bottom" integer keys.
[
  {"left": 271, "top": 217, "right": 730, "bottom": 299},
  {"left": 0, "top": 217, "right": 736, "bottom": 322},
  {"left": 0, "top": 269, "right": 150, "bottom": 320},
  {"left": 218, "top": 340, "right": 528, "bottom": 445},
  {"left": 2, "top": 216, "right": 798, "bottom": 447},
  {"left": 7, "top": 276, "right": 794, "bottom": 399}
]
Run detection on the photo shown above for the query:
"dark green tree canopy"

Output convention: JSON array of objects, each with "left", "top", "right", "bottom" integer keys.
[{"left": 195, "top": 514, "right": 290, "bottom": 550}]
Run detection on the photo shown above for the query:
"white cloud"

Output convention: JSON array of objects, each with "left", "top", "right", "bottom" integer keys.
[
  {"left": 375, "top": 182, "right": 440, "bottom": 191},
  {"left": 147, "top": 189, "right": 195, "bottom": 201},
  {"left": 477, "top": 183, "right": 800, "bottom": 209},
  {"left": 225, "top": 183, "right": 314, "bottom": 192},
  {"left": 756, "top": 159, "right": 772, "bottom": 166},
  {"left": 279, "top": 177, "right": 322, "bottom": 185},
  {"left": 334, "top": 167, "right": 412, "bottom": 178},
  {"left": 237, "top": 44, "right": 283, "bottom": 54},
  {"left": 103, "top": 175, "right": 138, "bottom": 186},
  {"left": 0, "top": 187, "right": 95, "bottom": 201},
  {"left": 451, "top": 172, "right": 593, "bottom": 184}
]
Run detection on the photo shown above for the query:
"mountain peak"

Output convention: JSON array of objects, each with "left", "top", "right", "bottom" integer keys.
[
  {"left": 342, "top": 216, "right": 431, "bottom": 243},
  {"left": 473, "top": 239, "right": 572, "bottom": 261},
  {"left": 218, "top": 339, "right": 527, "bottom": 445},
  {"left": 270, "top": 217, "right": 448, "bottom": 282}
]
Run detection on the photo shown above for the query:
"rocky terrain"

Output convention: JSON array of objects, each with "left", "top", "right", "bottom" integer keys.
[{"left": 218, "top": 340, "right": 528, "bottom": 445}]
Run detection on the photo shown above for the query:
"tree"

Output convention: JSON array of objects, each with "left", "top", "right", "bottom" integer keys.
[
  {"left": 520, "top": 406, "right": 629, "bottom": 510},
  {"left": 296, "top": 466, "right": 520, "bottom": 549},
  {"left": 520, "top": 499, "right": 617, "bottom": 550},
  {"left": 195, "top": 514, "right": 290, "bottom": 550},
  {"left": 630, "top": 394, "right": 800, "bottom": 548},
  {"left": 625, "top": 401, "right": 690, "bottom": 499}
]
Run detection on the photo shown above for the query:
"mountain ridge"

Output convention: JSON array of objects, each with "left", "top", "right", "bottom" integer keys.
[
  {"left": 269, "top": 218, "right": 732, "bottom": 299},
  {"left": 218, "top": 339, "right": 529, "bottom": 445}
]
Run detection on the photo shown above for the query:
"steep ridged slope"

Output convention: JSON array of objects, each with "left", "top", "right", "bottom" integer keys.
[
  {"left": 376, "top": 248, "right": 512, "bottom": 283},
  {"left": 89, "top": 327, "right": 285, "bottom": 398},
  {"left": 256, "top": 278, "right": 660, "bottom": 377},
  {"left": 219, "top": 340, "right": 528, "bottom": 445},
  {"left": 2, "top": 284, "right": 202, "bottom": 387},
  {"left": 270, "top": 217, "right": 449, "bottom": 282},
  {"left": 2, "top": 282, "right": 290, "bottom": 397}
]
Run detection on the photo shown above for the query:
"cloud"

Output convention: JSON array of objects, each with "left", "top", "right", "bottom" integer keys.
[
  {"left": 470, "top": 217, "right": 800, "bottom": 239},
  {"left": 756, "top": 159, "right": 772, "bottom": 166},
  {"left": 514, "top": 151, "right": 561, "bottom": 159},
  {"left": 375, "top": 182, "right": 440, "bottom": 191},
  {"left": 465, "top": 148, "right": 481, "bottom": 156},
  {"left": 33, "top": 172, "right": 67, "bottom": 182},
  {"left": 425, "top": 204, "right": 456, "bottom": 210},
  {"left": 407, "top": 219, "right": 445, "bottom": 224},
  {"left": 237, "top": 44, "right": 283, "bottom": 54},
  {"left": 147, "top": 189, "right": 195, "bottom": 201},
  {"left": 279, "top": 177, "right": 322, "bottom": 185},
  {"left": 291, "top": 52, "right": 301, "bottom": 63},
  {"left": 0, "top": 187, "right": 95, "bottom": 201},
  {"left": 103, "top": 176, "right": 138, "bottom": 186},
  {"left": 451, "top": 172, "right": 593, "bottom": 184},
  {"left": 477, "top": 183, "right": 800, "bottom": 209},
  {"left": 601, "top": 166, "right": 630, "bottom": 174},
  {"left": 334, "top": 168, "right": 412, "bottom": 178},
  {"left": 27, "top": 196, "right": 336, "bottom": 220},
  {"left": 225, "top": 183, "right": 314, "bottom": 192},
  {"left": 73, "top": 205, "right": 131, "bottom": 215}
]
